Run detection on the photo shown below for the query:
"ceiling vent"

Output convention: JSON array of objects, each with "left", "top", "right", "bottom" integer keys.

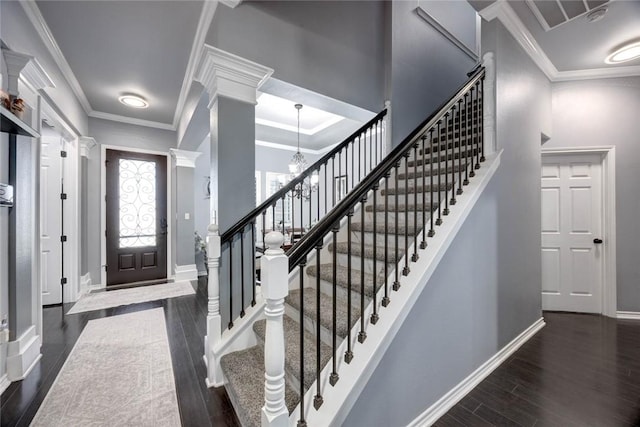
[{"left": 526, "top": 0, "right": 609, "bottom": 31}]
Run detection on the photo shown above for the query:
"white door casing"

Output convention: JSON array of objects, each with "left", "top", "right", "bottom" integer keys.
[
  {"left": 541, "top": 153, "right": 603, "bottom": 313},
  {"left": 40, "top": 133, "right": 62, "bottom": 305}
]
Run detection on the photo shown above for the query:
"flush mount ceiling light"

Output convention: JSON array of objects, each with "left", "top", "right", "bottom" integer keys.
[
  {"left": 586, "top": 7, "right": 607, "bottom": 23},
  {"left": 118, "top": 94, "right": 148, "bottom": 108},
  {"left": 605, "top": 41, "right": 640, "bottom": 64}
]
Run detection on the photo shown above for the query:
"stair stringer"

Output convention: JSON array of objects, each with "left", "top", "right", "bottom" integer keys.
[{"left": 289, "top": 150, "right": 502, "bottom": 426}]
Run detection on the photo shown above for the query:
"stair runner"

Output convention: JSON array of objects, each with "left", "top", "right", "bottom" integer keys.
[{"left": 220, "top": 135, "right": 475, "bottom": 427}]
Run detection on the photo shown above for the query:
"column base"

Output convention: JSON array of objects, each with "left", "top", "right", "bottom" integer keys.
[{"left": 7, "top": 326, "right": 41, "bottom": 381}]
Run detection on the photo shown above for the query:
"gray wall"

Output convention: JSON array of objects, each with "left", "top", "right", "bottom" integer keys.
[
  {"left": 86, "top": 117, "right": 177, "bottom": 284},
  {"left": 344, "top": 19, "right": 546, "bottom": 425},
  {"left": 175, "top": 167, "right": 195, "bottom": 266},
  {"left": 208, "top": 1, "right": 386, "bottom": 113},
  {"left": 544, "top": 77, "right": 640, "bottom": 312}
]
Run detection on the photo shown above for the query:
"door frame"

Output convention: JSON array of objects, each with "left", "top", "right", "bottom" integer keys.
[
  {"left": 100, "top": 145, "right": 172, "bottom": 287},
  {"left": 541, "top": 146, "right": 616, "bottom": 317}
]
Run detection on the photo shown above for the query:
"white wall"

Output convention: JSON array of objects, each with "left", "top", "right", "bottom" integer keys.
[{"left": 544, "top": 77, "right": 640, "bottom": 312}]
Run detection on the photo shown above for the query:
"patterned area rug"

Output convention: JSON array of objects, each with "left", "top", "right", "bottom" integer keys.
[
  {"left": 30, "top": 308, "right": 181, "bottom": 426},
  {"left": 67, "top": 281, "right": 195, "bottom": 314}
]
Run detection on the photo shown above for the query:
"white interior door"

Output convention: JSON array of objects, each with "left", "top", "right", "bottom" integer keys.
[
  {"left": 541, "top": 153, "right": 603, "bottom": 313},
  {"left": 41, "top": 132, "right": 63, "bottom": 305}
]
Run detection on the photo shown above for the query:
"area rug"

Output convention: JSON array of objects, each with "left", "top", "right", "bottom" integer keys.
[
  {"left": 30, "top": 308, "right": 181, "bottom": 426},
  {"left": 67, "top": 281, "right": 195, "bottom": 314}
]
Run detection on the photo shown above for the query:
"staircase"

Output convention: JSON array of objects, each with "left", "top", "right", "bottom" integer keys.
[{"left": 205, "top": 64, "right": 491, "bottom": 426}]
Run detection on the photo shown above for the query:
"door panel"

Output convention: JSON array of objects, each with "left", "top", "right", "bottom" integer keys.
[
  {"left": 541, "top": 153, "right": 603, "bottom": 313},
  {"left": 41, "top": 135, "right": 62, "bottom": 305},
  {"left": 106, "top": 149, "right": 167, "bottom": 286}
]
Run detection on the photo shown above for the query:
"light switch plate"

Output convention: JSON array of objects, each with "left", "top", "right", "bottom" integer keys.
[{"left": 184, "top": 212, "right": 190, "bottom": 220}]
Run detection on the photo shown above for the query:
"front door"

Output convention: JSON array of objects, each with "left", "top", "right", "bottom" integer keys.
[
  {"left": 106, "top": 149, "right": 167, "bottom": 286},
  {"left": 541, "top": 153, "right": 603, "bottom": 313}
]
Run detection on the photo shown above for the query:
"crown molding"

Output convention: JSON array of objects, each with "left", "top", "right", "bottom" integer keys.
[
  {"left": 88, "top": 110, "right": 176, "bottom": 131},
  {"left": 171, "top": 0, "right": 218, "bottom": 128},
  {"left": 19, "top": 0, "right": 92, "bottom": 113},
  {"left": 195, "top": 45, "right": 274, "bottom": 107},
  {"left": 79, "top": 136, "right": 97, "bottom": 158},
  {"left": 170, "top": 148, "right": 201, "bottom": 168},
  {"left": 220, "top": 0, "right": 243, "bottom": 9},
  {"left": 480, "top": 0, "right": 640, "bottom": 82},
  {"left": 3, "top": 50, "right": 55, "bottom": 94}
]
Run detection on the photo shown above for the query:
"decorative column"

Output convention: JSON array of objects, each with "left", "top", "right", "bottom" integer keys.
[
  {"left": 2, "top": 48, "right": 54, "bottom": 382},
  {"left": 79, "top": 137, "right": 96, "bottom": 295},
  {"left": 170, "top": 148, "right": 201, "bottom": 281},
  {"left": 204, "top": 222, "right": 223, "bottom": 387},
  {"left": 195, "top": 46, "right": 273, "bottom": 332},
  {"left": 482, "top": 52, "right": 496, "bottom": 155},
  {"left": 260, "top": 232, "right": 289, "bottom": 427}
]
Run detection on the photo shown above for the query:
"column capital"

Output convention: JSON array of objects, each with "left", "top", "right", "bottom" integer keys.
[
  {"left": 2, "top": 50, "right": 55, "bottom": 95},
  {"left": 79, "top": 137, "right": 97, "bottom": 158},
  {"left": 170, "top": 148, "right": 201, "bottom": 168},
  {"left": 195, "top": 45, "right": 273, "bottom": 107}
]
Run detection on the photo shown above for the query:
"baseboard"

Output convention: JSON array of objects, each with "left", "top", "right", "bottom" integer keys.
[
  {"left": 80, "top": 273, "right": 92, "bottom": 296},
  {"left": 198, "top": 269, "right": 208, "bottom": 277},
  {"left": 617, "top": 311, "right": 640, "bottom": 320},
  {"left": 6, "top": 326, "right": 42, "bottom": 381},
  {"left": 407, "top": 317, "right": 546, "bottom": 427},
  {"left": 0, "top": 373, "right": 10, "bottom": 395},
  {"left": 174, "top": 264, "right": 198, "bottom": 282}
]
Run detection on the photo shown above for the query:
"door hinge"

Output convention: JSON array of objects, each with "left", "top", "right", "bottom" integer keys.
[
  {"left": 60, "top": 193, "right": 67, "bottom": 200},
  {"left": 60, "top": 235, "right": 67, "bottom": 242},
  {"left": 60, "top": 150, "right": 67, "bottom": 158},
  {"left": 60, "top": 277, "right": 67, "bottom": 285}
]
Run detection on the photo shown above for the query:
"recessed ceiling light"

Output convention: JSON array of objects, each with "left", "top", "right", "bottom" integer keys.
[
  {"left": 118, "top": 94, "right": 148, "bottom": 108},
  {"left": 605, "top": 42, "right": 640, "bottom": 64}
]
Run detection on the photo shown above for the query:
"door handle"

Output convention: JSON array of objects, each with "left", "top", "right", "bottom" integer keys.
[{"left": 593, "top": 238, "right": 603, "bottom": 244}]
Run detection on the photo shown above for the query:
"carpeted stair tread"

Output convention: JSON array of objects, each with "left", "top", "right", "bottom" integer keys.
[
  {"left": 329, "top": 241, "right": 405, "bottom": 263},
  {"left": 396, "top": 164, "right": 467, "bottom": 180},
  {"left": 365, "top": 201, "right": 438, "bottom": 212},
  {"left": 407, "top": 148, "right": 480, "bottom": 167},
  {"left": 253, "top": 317, "right": 332, "bottom": 390},
  {"left": 306, "top": 264, "right": 385, "bottom": 299},
  {"left": 220, "top": 346, "right": 299, "bottom": 427},
  {"left": 351, "top": 220, "right": 422, "bottom": 236},
  {"left": 287, "top": 288, "right": 363, "bottom": 339},
  {"left": 381, "top": 182, "right": 454, "bottom": 196}
]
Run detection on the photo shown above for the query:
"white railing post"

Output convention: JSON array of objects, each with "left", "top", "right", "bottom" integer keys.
[
  {"left": 261, "top": 232, "right": 289, "bottom": 427},
  {"left": 482, "top": 52, "right": 496, "bottom": 155},
  {"left": 204, "top": 222, "right": 223, "bottom": 387}
]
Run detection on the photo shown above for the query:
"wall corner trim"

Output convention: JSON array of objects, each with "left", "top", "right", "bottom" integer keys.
[
  {"left": 79, "top": 136, "right": 97, "bottom": 158},
  {"left": 195, "top": 45, "right": 274, "bottom": 107},
  {"left": 617, "top": 311, "right": 640, "bottom": 320},
  {"left": 407, "top": 317, "right": 546, "bottom": 427},
  {"left": 170, "top": 148, "right": 201, "bottom": 168}
]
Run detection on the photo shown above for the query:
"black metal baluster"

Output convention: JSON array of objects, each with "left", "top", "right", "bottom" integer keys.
[
  {"left": 358, "top": 196, "right": 367, "bottom": 343},
  {"left": 480, "top": 77, "right": 485, "bottom": 163},
  {"left": 300, "top": 179, "right": 304, "bottom": 239},
  {"left": 317, "top": 171, "right": 320, "bottom": 224},
  {"left": 428, "top": 129, "right": 435, "bottom": 238},
  {"left": 463, "top": 95, "right": 470, "bottom": 186},
  {"left": 314, "top": 242, "right": 323, "bottom": 409},
  {"left": 383, "top": 172, "right": 390, "bottom": 307},
  {"left": 330, "top": 223, "right": 340, "bottom": 386},
  {"left": 420, "top": 135, "right": 428, "bottom": 249},
  {"left": 240, "top": 229, "right": 245, "bottom": 317},
  {"left": 371, "top": 183, "right": 379, "bottom": 324},
  {"left": 469, "top": 86, "right": 476, "bottom": 179},
  {"left": 457, "top": 98, "right": 464, "bottom": 196},
  {"left": 369, "top": 126, "right": 373, "bottom": 174},
  {"left": 393, "top": 161, "right": 401, "bottom": 291},
  {"left": 436, "top": 121, "right": 443, "bottom": 226},
  {"left": 308, "top": 174, "right": 312, "bottom": 232},
  {"left": 412, "top": 142, "right": 419, "bottom": 262},
  {"left": 298, "top": 258, "right": 306, "bottom": 426},
  {"left": 375, "top": 121, "right": 378, "bottom": 165},
  {"left": 351, "top": 140, "right": 355, "bottom": 190},
  {"left": 272, "top": 204, "right": 276, "bottom": 231},
  {"left": 262, "top": 211, "right": 267, "bottom": 253},
  {"left": 339, "top": 151, "right": 342, "bottom": 200},
  {"left": 443, "top": 112, "right": 450, "bottom": 216},
  {"left": 358, "top": 135, "right": 361, "bottom": 182},
  {"left": 292, "top": 191, "right": 296, "bottom": 244},
  {"left": 364, "top": 130, "right": 367, "bottom": 177},
  {"left": 282, "top": 196, "right": 286, "bottom": 235},
  {"left": 229, "top": 240, "right": 234, "bottom": 329},
  {"left": 450, "top": 106, "right": 457, "bottom": 206},
  {"left": 345, "top": 208, "right": 354, "bottom": 363},
  {"left": 332, "top": 156, "right": 336, "bottom": 207},
  {"left": 251, "top": 221, "right": 256, "bottom": 306},
  {"left": 403, "top": 152, "right": 410, "bottom": 276},
  {"left": 324, "top": 164, "right": 328, "bottom": 216}
]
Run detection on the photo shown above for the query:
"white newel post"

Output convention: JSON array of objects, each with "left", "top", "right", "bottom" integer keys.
[
  {"left": 205, "top": 223, "right": 223, "bottom": 387},
  {"left": 261, "top": 232, "right": 289, "bottom": 427},
  {"left": 482, "top": 52, "right": 496, "bottom": 155}
]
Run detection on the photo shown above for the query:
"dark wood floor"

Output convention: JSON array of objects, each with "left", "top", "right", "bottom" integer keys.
[
  {"left": 435, "top": 312, "right": 640, "bottom": 427},
  {"left": 0, "top": 277, "right": 240, "bottom": 427},
  {"left": 3, "top": 286, "right": 640, "bottom": 427}
]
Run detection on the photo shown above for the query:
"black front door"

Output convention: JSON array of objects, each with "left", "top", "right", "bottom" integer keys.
[{"left": 106, "top": 149, "right": 167, "bottom": 286}]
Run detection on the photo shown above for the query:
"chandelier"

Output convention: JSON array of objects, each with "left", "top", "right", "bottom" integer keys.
[{"left": 288, "top": 103, "right": 318, "bottom": 200}]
